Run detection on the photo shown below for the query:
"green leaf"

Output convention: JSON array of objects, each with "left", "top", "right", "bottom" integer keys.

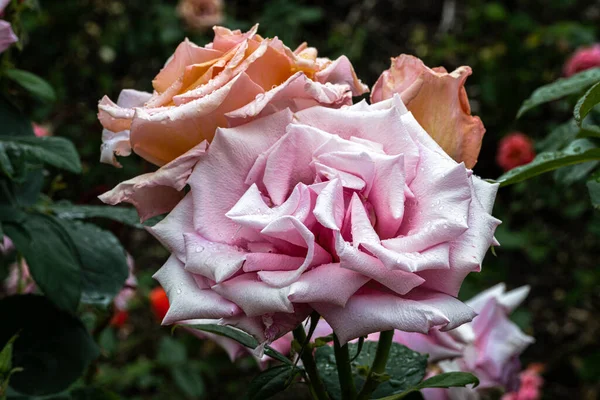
[
  {"left": 246, "top": 365, "right": 299, "bottom": 400},
  {"left": 0, "top": 335, "right": 18, "bottom": 374},
  {"left": 577, "top": 125, "right": 600, "bottom": 139},
  {"left": 497, "top": 139, "right": 600, "bottom": 187},
  {"left": 171, "top": 364, "right": 206, "bottom": 398},
  {"left": 157, "top": 336, "right": 187, "bottom": 366},
  {"left": 4, "top": 213, "right": 82, "bottom": 312},
  {"left": 187, "top": 324, "right": 292, "bottom": 365},
  {"left": 58, "top": 220, "right": 129, "bottom": 307},
  {"left": 0, "top": 97, "right": 34, "bottom": 137},
  {"left": 574, "top": 81, "right": 600, "bottom": 125},
  {"left": 0, "top": 295, "right": 99, "bottom": 396},
  {"left": 0, "top": 136, "right": 81, "bottom": 177},
  {"left": 375, "top": 373, "right": 479, "bottom": 400},
  {"left": 416, "top": 372, "right": 479, "bottom": 390},
  {"left": 48, "top": 203, "right": 143, "bottom": 228},
  {"left": 587, "top": 171, "right": 600, "bottom": 209},
  {"left": 517, "top": 67, "right": 600, "bottom": 118},
  {"left": 4, "top": 69, "right": 56, "bottom": 103},
  {"left": 537, "top": 120, "right": 579, "bottom": 152},
  {"left": 554, "top": 160, "right": 599, "bottom": 185},
  {"left": 315, "top": 341, "right": 428, "bottom": 400}
]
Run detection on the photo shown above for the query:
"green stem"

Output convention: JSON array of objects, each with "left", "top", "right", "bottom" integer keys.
[
  {"left": 293, "top": 324, "right": 330, "bottom": 400},
  {"left": 333, "top": 334, "right": 357, "bottom": 400},
  {"left": 356, "top": 330, "right": 394, "bottom": 400}
]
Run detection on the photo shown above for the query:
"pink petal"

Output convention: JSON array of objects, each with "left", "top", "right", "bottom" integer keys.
[
  {"left": 189, "top": 109, "right": 293, "bottom": 244},
  {"left": 314, "top": 288, "right": 476, "bottom": 344},
  {"left": 211, "top": 273, "right": 294, "bottom": 317},
  {"left": 288, "top": 263, "right": 369, "bottom": 306},
  {"left": 99, "top": 142, "right": 206, "bottom": 221},
  {"left": 183, "top": 232, "right": 247, "bottom": 283},
  {"left": 153, "top": 255, "right": 241, "bottom": 324},
  {"left": 314, "top": 55, "right": 369, "bottom": 96},
  {"left": 0, "top": 20, "right": 18, "bottom": 54}
]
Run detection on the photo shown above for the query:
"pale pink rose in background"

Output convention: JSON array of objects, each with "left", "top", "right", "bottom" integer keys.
[
  {"left": 177, "top": 0, "right": 224, "bottom": 31},
  {"left": 143, "top": 95, "right": 499, "bottom": 346},
  {"left": 399, "top": 283, "right": 534, "bottom": 400},
  {"left": 98, "top": 24, "right": 368, "bottom": 168},
  {"left": 1, "top": 237, "right": 36, "bottom": 297},
  {"left": 501, "top": 364, "right": 544, "bottom": 400},
  {"left": 0, "top": 19, "right": 17, "bottom": 54},
  {"left": 113, "top": 254, "right": 137, "bottom": 312},
  {"left": 0, "top": 0, "right": 9, "bottom": 14},
  {"left": 563, "top": 44, "right": 600, "bottom": 77},
  {"left": 33, "top": 123, "right": 51, "bottom": 137},
  {"left": 371, "top": 55, "right": 485, "bottom": 169}
]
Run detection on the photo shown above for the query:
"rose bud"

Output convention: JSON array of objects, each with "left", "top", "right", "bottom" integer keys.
[
  {"left": 496, "top": 132, "right": 535, "bottom": 172},
  {"left": 563, "top": 44, "right": 600, "bottom": 77}
]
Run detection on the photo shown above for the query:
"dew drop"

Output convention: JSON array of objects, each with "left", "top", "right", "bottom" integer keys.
[{"left": 195, "top": 246, "right": 205, "bottom": 253}]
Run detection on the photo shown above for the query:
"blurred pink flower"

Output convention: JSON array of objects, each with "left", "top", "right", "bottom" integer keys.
[
  {"left": 33, "top": 123, "right": 51, "bottom": 137},
  {"left": 0, "top": 19, "right": 17, "bottom": 54},
  {"left": 563, "top": 44, "right": 600, "bottom": 77},
  {"left": 1, "top": 237, "right": 36, "bottom": 296},
  {"left": 371, "top": 55, "right": 485, "bottom": 169},
  {"left": 394, "top": 284, "right": 534, "bottom": 400},
  {"left": 177, "top": 0, "right": 224, "bottom": 31},
  {"left": 501, "top": 364, "right": 544, "bottom": 400},
  {"left": 496, "top": 132, "right": 535, "bottom": 172}
]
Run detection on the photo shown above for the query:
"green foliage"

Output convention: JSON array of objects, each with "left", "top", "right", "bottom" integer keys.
[
  {"left": 517, "top": 68, "right": 600, "bottom": 117},
  {"left": 46, "top": 203, "right": 144, "bottom": 228},
  {"left": 315, "top": 341, "right": 428, "bottom": 400},
  {"left": 574, "top": 81, "right": 600, "bottom": 125},
  {"left": 0, "top": 295, "right": 99, "bottom": 396},
  {"left": 0, "top": 335, "right": 23, "bottom": 399},
  {"left": 245, "top": 365, "right": 300, "bottom": 400},
  {"left": 4, "top": 69, "right": 56, "bottom": 103},
  {"left": 0, "top": 136, "right": 82, "bottom": 179},
  {"left": 587, "top": 170, "right": 600, "bottom": 209},
  {"left": 376, "top": 373, "right": 480, "bottom": 400},
  {"left": 497, "top": 139, "right": 600, "bottom": 187},
  {"left": 187, "top": 324, "right": 292, "bottom": 365}
]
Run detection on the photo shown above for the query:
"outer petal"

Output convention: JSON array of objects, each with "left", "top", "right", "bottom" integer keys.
[
  {"left": 183, "top": 232, "right": 247, "bottom": 283},
  {"left": 392, "top": 330, "right": 464, "bottom": 362},
  {"left": 226, "top": 72, "right": 353, "bottom": 126},
  {"left": 153, "top": 255, "right": 241, "bottom": 324},
  {"left": 314, "top": 55, "right": 369, "bottom": 96},
  {"left": 99, "top": 142, "right": 206, "bottom": 221},
  {"left": 314, "top": 288, "right": 476, "bottom": 344},
  {"left": 371, "top": 55, "right": 485, "bottom": 169},
  {"left": 130, "top": 72, "right": 263, "bottom": 165}
]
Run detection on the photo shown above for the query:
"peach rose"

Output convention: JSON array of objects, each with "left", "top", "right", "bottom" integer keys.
[
  {"left": 98, "top": 25, "right": 368, "bottom": 167},
  {"left": 371, "top": 55, "right": 485, "bottom": 169}
]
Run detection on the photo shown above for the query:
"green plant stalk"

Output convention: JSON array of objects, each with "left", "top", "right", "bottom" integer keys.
[
  {"left": 293, "top": 325, "right": 329, "bottom": 400},
  {"left": 356, "top": 330, "right": 394, "bottom": 400},
  {"left": 333, "top": 334, "right": 357, "bottom": 400}
]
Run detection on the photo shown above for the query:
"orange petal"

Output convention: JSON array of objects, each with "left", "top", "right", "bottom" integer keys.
[{"left": 371, "top": 55, "right": 485, "bottom": 169}]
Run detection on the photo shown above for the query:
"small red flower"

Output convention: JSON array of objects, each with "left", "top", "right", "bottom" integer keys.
[
  {"left": 564, "top": 44, "right": 600, "bottom": 77},
  {"left": 497, "top": 132, "right": 536, "bottom": 172},
  {"left": 109, "top": 310, "right": 129, "bottom": 328},
  {"left": 149, "top": 287, "right": 170, "bottom": 322}
]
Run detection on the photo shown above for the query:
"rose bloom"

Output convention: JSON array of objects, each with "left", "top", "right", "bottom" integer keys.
[
  {"left": 32, "top": 123, "right": 51, "bottom": 137},
  {"left": 563, "top": 44, "right": 600, "bottom": 77},
  {"left": 371, "top": 55, "right": 485, "bottom": 169},
  {"left": 139, "top": 95, "right": 500, "bottom": 345},
  {"left": 496, "top": 133, "right": 535, "bottom": 172},
  {"left": 397, "top": 284, "right": 534, "bottom": 400},
  {"left": 501, "top": 364, "right": 544, "bottom": 400},
  {"left": 177, "top": 0, "right": 224, "bottom": 31},
  {"left": 98, "top": 25, "right": 367, "bottom": 168}
]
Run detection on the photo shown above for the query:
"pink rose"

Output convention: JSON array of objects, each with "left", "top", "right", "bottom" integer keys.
[
  {"left": 143, "top": 95, "right": 499, "bottom": 345},
  {"left": 33, "top": 123, "right": 51, "bottom": 137},
  {"left": 371, "top": 55, "right": 485, "bottom": 169},
  {"left": 398, "top": 284, "right": 534, "bottom": 400},
  {"left": 1, "top": 237, "right": 36, "bottom": 296},
  {"left": 177, "top": 0, "right": 224, "bottom": 31},
  {"left": 496, "top": 133, "right": 535, "bottom": 172},
  {"left": 563, "top": 44, "right": 600, "bottom": 77},
  {"left": 98, "top": 25, "right": 368, "bottom": 167},
  {"left": 501, "top": 364, "right": 544, "bottom": 400}
]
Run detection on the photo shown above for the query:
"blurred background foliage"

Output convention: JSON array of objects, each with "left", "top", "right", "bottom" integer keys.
[{"left": 6, "top": 0, "right": 600, "bottom": 398}]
